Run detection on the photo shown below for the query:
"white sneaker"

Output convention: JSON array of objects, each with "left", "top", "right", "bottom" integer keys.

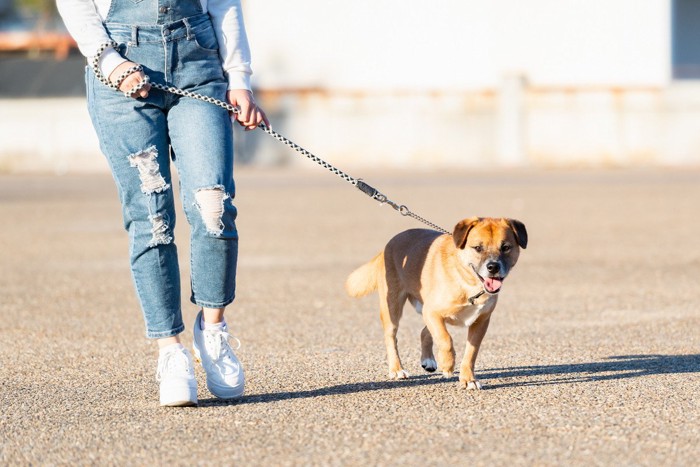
[
  {"left": 192, "top": 310, "right": 245, "bottom": 399},
  {"left": 156, "top": 345, "right": 198, "bottom": 407}
]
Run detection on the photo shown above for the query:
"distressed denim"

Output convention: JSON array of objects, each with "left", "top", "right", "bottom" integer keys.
[{"left": 86, "top": 0, "right": 238, "bottom": 338}]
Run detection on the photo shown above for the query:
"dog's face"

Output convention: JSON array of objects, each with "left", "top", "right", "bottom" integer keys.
[{"left": 452, "top": 217, "right": 528, "bottom": 294}]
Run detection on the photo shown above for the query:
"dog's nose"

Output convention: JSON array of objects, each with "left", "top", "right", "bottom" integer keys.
[{"left": 486, "top": 262, "right": 500, "bottom": 274}]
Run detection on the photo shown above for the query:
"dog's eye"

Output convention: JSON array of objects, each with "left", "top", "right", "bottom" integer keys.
[
  {"left": 472, "top": 245, "right": 483, "bottom": 253},
  {"left": 501, "top": 244, "right": 512, "bottom": 253}
]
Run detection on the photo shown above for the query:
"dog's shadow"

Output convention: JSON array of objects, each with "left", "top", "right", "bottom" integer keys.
[
  {"left": 198, "top": 354, "right": 700, "bottom": 407},
  {"left": 480, "top": 353, "right": 700, "bottom": 389}
]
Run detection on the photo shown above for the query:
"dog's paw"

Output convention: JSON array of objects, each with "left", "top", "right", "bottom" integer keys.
[
  {"left": 421, "top": 358, "right": 437, "bottom": 373},
  {"left": 441, "top": 371, "right": 454, "bottom": 378},
  {"left": 389, "top": 370, "right": 410, "bottom": 380},
  {"left": 460, "top": 379, "right": 483, "bottom": 390}
]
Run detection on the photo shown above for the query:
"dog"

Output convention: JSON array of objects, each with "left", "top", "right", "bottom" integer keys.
[{"left": 345, "top": 217, "right": 527, "bottom": 390}]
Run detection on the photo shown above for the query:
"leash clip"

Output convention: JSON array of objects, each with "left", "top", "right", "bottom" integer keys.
[
  {"left": 374, "top": 193, "right": 387, "bottom": 204},
  {"left": 374, "top": 191, "right": 409, "bottom": 215}
]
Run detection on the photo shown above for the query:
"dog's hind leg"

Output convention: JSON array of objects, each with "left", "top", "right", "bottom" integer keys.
[
  {"left": 424, "top": 313, "right": 455, "bottom": 377},
  {"left": 420, "top": 327, "right": 437, "bottom": 372},
  {"left": 378, "top": 282, "right": 408, "bottom": 379}
]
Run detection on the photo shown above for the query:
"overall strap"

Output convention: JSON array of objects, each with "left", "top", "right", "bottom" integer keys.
[{"left": 105, "top": 0, "right": 204, "bottom": 25}]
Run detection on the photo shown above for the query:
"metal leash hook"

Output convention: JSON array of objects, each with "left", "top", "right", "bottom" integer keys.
[
  {"left": 355, "top": 179, "right": 403, "bottom": 211},
  {"left": 355, "top": 179, "right": 401, "bottom": 210},
  {"left": 90, "top": 42, "right": 450, "bottom": 234},
  {"left": 371, "top": 189, "right": 408, "bottom": 215},
  {"left": 355, "top": 179, "right": 449, "bottom": 234}
]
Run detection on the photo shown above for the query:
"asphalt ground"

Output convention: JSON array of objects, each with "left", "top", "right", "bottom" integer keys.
[{"left": 1, "top": 168, "right": 699, "bottom": 466}]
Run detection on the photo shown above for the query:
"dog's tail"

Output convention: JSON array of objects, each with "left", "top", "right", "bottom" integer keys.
[{"left": 345, "top": 252, "right": 384, "bottom": 297}]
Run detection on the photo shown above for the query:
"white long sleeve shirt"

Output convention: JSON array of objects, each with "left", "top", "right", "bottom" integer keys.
[{"left": 56, "top": 0, "right": 252, "bottom": 90}]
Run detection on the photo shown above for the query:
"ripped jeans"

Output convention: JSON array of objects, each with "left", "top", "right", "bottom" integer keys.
[{"left": 86, "top": 14, "right": 237, "bottom": 338}]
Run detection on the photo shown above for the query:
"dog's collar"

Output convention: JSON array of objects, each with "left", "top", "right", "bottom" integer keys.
[{"left": 468, "top": 289, "right": 486, "bottom": 305}]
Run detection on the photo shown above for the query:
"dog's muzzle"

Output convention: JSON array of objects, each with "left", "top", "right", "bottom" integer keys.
[{"left": 470, "top": 263, "right": 504, "bottom": 294}]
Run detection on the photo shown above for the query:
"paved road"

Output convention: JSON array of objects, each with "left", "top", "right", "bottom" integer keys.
[{"left": 1, "top": 168, "right": 699, "bottom": 466}]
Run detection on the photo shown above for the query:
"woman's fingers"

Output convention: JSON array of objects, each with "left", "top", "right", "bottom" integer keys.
[
  {"left": 259, "top": 107, "right": 270, "bottom": 127},
  {"left": 132, "top": 79, "right": 150, "bottom": 99},
  {"left": 227, "top": 89, "right": 268, "bottom": 130},
  {"left": 237, "top": 101, "right": 253, "bottom": 127},
  {"left": 121, "top": 72, "right": 150, "bottom": 99},
  {"left": 109, "top": 62, "right": 149, "bottom": 99},
  {"left": 137, "top": 82, "right": 151, "bottom": 99},
  {"left": 244, "top": 108, "right": 268, "bottom": 131},
  {"left": 238, "top": 103, "right": 268, "bottom": 130}
]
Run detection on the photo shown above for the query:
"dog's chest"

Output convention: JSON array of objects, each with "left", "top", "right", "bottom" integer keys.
[
  {"left": 451, "top": 298, "right": 496, "bottom": 327},
  {"left": 458, "top": 304, "right": 487, "bottom": 327},
  {"left": 411, "top": 295, "right": 495, "bottom": 327}
]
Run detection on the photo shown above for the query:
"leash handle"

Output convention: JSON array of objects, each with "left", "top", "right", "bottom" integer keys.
[{"left": 355, "top": 179, "right": 379, "bottom": 198}]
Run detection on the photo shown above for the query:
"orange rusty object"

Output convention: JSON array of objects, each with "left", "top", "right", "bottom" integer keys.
[{"left": 0, "top": 30, "right": 77, "bottom": 59}]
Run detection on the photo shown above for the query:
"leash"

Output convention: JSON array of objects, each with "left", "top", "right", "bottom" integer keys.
[{"left": 91, "top": 42, "right": 450, "bottom": 235}]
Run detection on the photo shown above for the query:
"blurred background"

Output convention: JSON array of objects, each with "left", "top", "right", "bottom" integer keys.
[{"left": 1, "top": 0, "right": 700, "bottom": 172}]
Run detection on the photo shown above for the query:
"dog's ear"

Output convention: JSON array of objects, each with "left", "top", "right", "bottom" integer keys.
[
  {"left": 453, "top": 217, "right": 480, "bottom": 249},
  {"left": 506, "top": 218, "right": 528, "bottom": 249}
]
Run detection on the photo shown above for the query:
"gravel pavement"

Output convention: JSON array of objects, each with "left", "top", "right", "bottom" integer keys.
[{"left": 1, "top": 168, "right": 699, "bottom": 466}]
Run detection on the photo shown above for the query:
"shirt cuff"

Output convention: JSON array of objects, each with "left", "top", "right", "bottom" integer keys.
[
  {"left": 226, "top": 71, "right": 251, "bottom": 91},
  {"left": 98, "top": 48, "right": 128, "bottom": 82}
]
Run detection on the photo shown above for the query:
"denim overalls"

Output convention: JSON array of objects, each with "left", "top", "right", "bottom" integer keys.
[{"left": 86, "top": 0, "right": 238, "bottom": 338}]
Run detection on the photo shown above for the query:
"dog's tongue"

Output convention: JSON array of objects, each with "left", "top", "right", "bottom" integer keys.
[{"left": 483, "top": 277, "right": 502, "bottom": 293}]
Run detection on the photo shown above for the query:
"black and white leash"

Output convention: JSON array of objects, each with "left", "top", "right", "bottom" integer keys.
[{"left": 91, "top": 42, "right": 450, "bottom": 235}]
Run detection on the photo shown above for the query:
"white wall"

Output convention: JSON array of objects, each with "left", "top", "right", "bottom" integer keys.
[{"left": 244, "top": 0, "right": 671, "bottom": 91}]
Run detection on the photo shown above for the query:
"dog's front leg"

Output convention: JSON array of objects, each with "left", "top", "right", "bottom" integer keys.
[
  {"left": 424, "top": 314, "right": 455, "bottom": 377},
  {"left": 459, "top": 314, "right": 492, "bottom": 390}
]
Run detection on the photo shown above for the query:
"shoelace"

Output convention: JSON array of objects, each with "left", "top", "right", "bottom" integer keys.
[
  {"left": 203, "top": 329, "right": 242, "bottom": 362},
  {"left": 156, "top": 349, "right": 192, "bottom": 382}
]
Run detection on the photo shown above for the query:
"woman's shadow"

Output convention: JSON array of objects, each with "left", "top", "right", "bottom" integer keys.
[{"left": 198, "top": 353, "right": 700, "bottom": 407}]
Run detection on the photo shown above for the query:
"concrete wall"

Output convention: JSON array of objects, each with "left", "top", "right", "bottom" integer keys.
[
  {"left": 3, "top": 81, "right": 700, "bottom": 173},
  {"left": 0, "top": 98, "right": 106, "bottom": 173},
  {"left": 248, "top": 82, "right": 700, "bottom": 169}
]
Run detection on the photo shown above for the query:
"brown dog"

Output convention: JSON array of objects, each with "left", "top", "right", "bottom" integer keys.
[{"left": 346, "top": 217, "right": 527, "bottom": 390}]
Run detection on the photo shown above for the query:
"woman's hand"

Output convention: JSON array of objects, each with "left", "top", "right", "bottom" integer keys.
[
  {"left": 227, "top": 89, "right": 269, "bottom": 131},
  {"left": 108, "top": 61, "right": 151, "bottom": 99}
]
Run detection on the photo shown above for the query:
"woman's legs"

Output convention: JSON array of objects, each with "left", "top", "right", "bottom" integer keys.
[
  {"left": 88, "top": 71, "right": 234, "bottom": 342},
  {"left": 87, "top": 68, "right": 198, "bottom": 405},
  {"left": 89, "top": 15, "right": 241, "bottom": 401},
  {"left": 163, "top": 45, "right": 243, "bottom": 398},
  {"left": 168, "top": 86, "right": 238, "bottom": 313},
  {"left": 87, "top": 69, "right": 185, "bottom": 341},
  {"left": 156, "top": 307, "right": 225, "bottom": 351},
  {"left": 202, "top": 307, "right": 226, "bottom": 324}
]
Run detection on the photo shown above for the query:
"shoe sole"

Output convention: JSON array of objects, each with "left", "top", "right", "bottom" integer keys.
[{"left": 161, "top": 399, "right": 198, "bottom": 407}]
